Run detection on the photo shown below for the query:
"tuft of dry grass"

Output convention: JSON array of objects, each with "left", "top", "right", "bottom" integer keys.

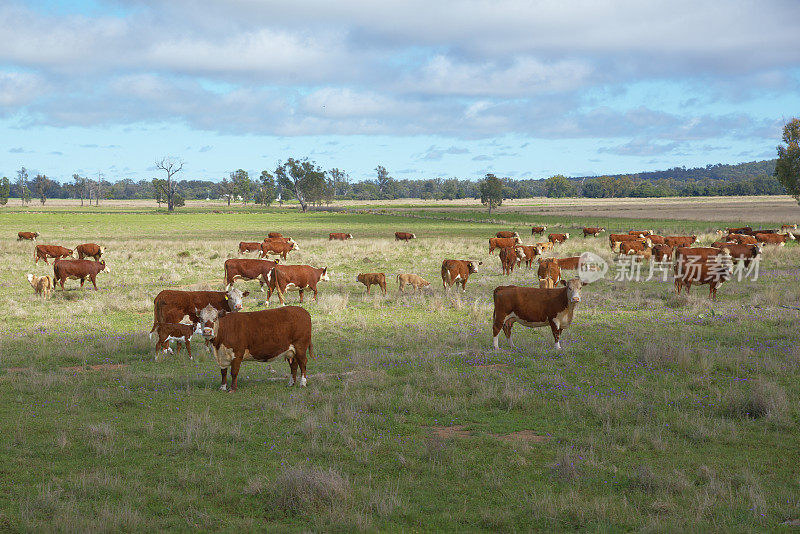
[
  {"left": 269, "top": 466, "right": 350, "bottom": 515},
  {"left": 721, "top": 380, "right": 788, "bottom": 420}
]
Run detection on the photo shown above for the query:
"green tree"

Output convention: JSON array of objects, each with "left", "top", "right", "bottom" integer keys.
[
  {"left": 480, "top": 173, "right": 503, "bottom": 213},
  {"left": 230, "top": 169, "right": 253, "bottom": 204},
  {"left": 218, "top": 177, "right": 233, "bottom": 206},
  {"left": 275, "top": 158, "right": 326, "bottom": 213},
  {"left": 155, "top": 157, "right": 184, "bottom": 211},
  {"left": 775, "top": 117, "right": 800, "bottom": 204},
  {"left": 375, "top": 165, "right": 396, "bottom": 199},
  {"left": 0, "top": 177, "right": 9, "bottom": 205},
  {"left": 545, "top": 174, "right": 578, "bottom": 198},
  {"left": 72, "top": 174, "right": 88, "bottom": 206},
  {"left": 152, "top": 178, "right": 168, "bottom": 207},
  {"left": 16, "top": 167, "right": 30, "bottom": 205},
  {"left": 255, "top": 170, "right": 277, "bottom": 206},
  {"left": 329, "top": 168, "right": 349, "bottom": 197},
  {"left": 32, "top": 174, "right": 52, "bottom": 204}
]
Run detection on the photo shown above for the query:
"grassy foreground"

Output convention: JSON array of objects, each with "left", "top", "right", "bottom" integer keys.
[{"left": 0, "top": 204, "right": 799, "bottom": 532}]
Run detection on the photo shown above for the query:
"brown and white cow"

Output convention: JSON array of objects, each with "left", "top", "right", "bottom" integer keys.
[
  {"left": 18, "top": 231, "right": 39, "bottom": 241},
  {"left": 267, "top": 232, "right": 283, "bottom": 238},
  {"left": 726, "top": 234, "right": 758, "bottom": 245},
  {"left": 263, "top": 236, "right": 296, "bottom": 244},
  {"left": 395, "top": 232, "right": 416, "bottom": 241},
  {"left": 618, "top": 239, "right": 652, "bottom": 256},
  {"left": 674, "top": 248, "right": 733, "bottom": 300},
  {"left": 150, "top": 286, "right": 248, "bottom": 336},
  {"left": 492, "top": 278, "right": 585, "bottom": 350},
  {"left": 238, "top": 241, "right": 263, "bottom": 254},
  {"left": 34, "top": 245, "right": 73, "bottom": 264},
  {"left": 537, "top": 259, "right": 561, "bottom": 287},
  {"left": 664, "top": 235, "right": 698, "bottom": 248},
  {"left": 151, "top": 321, "right": 202, "bottom": 360},
  {"left": 531, "top": 226, "right": 547, "bottom": 236},
  {"left": 755, "top": 233, "right": 793, "bottom": 246},
  {"left": 515, "top": 244, "right": 543, "bottom": 269},
  {"left": 53, "top": 259, "right": 110, "bottom": 290},
  {"left": 27, "top": 273, "right": 53, "bottom": 299},
  {"left": 781, "top": 224, "right": 797, "bottom": 232},
  {"left": 651, "top": 244, "right": 674, "bottom": 262},
  {"left": 441, "top": 260, "right": 481, "bottom": 291},
  {"left": 536, "top": 241, "right": 554, "bottom": 252},
  {"left": 489, "top": 236, "right": 521, "bottom": 254},
  {"left": 496, "top": 231, "right": 520, "bottom": 239},
  {"left": 499, "top": 246, "right": 524, "bottom": 275},
  {"left": 647, "top": 235, "right": 666, "bottom": 245},
  {"left": 267, "top": 265, "right": 330, "bottom": 305},
  {"left": 548, "top": 233, "right": 569, "bottom": 244},
  {"left": 608, "top": 233, "right": 643, "bottom": 252},
  {"left": 711, "top": 242, "right": 762, "bottom": 266},
  {"left": 329, "top": 233, "right": 353, "bottom": 240},
  {"left": 726, "top": 226, "right": 752, "bottom": 235},
  {"left": 397, "top": 273, "right": 431, "bottom": 293},
  {"left": 628, "top": 230, "right": 653, "bottom": 236},
  {"left": 199, "top": 304, "right": 313, "bottom": 391},
  {"left": 583, "top": 227, "right": 605, "bottom": 237},
  {"left": 261, "top": 240, "right": 298, "bottom": 259},
  {"left": 357, "top": 273, "right": 387, "bottom": 295},
  {"left": 541, "top": 256, "right": 581, "bottom": 270},
  {"left": 223, "top": 258, "right": 279, "bottom": 291},
  {"left": 75, "top": 243, "right": 105, "bottom": 260}
]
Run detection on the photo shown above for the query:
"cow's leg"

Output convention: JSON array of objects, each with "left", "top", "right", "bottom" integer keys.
[
  {"left": 59, "top": 278, "right": 65, "bottom": 290},
  {"left": 366, "top": 284, "right": 371, "bottom": 295},
  {"left": 298, "top": 289, "right": 304, "bottom": 303},
  {"left": 79, "top": 277, "right": 85, "bottom": 288},
  {"left": 175, "top": 341, "right": 182, "bottom": 355},
  {"left": 230, "top": 358, "right": 242, "bottom": 392},
  {"left": 461, "top": 279, "right": 467, "bottom": 292},
  {"left": 492, "top": 312, "right": 505, "bottom": 350},
  {"left": 186, "top": 339, "right": 192, "bottom": 359},
  {"left": 288, "top": 358, "right": 299, "bottom": 386},
  {"left": 90, "top": 275, "right": 98, "bottom": 290},
  {"left": 297, "top": 351, "right": 308, "bottom": 387},
  {"left": 312, "top": 287, "right": 318, "bottom": 301},
  {"left": 220, "top": 368, "right": 228, "bottom": 391},
  {"left": 549, "top": 320, "right": 562, "bottom": 349}
]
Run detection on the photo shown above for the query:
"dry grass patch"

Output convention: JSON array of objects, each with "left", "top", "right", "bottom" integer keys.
[{"left": 269, "top": 466, "right": 350, "bottom": 515}]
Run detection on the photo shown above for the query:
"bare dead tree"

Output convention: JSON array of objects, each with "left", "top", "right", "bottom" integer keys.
[{"left": 155, "top": 157, "right": 184, "bottom": 211}]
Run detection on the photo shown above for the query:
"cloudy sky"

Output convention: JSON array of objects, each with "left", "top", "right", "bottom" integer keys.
[{"left": 1, "top": 0, "right": 798, "bottom": 183}]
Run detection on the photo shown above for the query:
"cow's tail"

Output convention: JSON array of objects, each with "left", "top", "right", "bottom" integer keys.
[
  {"left": 150, "top": 298, "right": 163, "bottom": 334},
  {"left": 309, "top": 341, "right": 315, "bottom": 359},
  {"left": 223, "top": 263, "right": 229, "bottom": 287}
]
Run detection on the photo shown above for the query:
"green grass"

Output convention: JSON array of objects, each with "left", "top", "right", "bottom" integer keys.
[{"left": 0, "top": 204, "right": 799, "bottom": 531}]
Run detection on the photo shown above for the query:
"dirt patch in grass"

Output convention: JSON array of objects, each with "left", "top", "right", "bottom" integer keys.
[
  {"left": 496, "top": 430, "right": 550, "bottom": 444},
  {"left": 430, "top": 425, "right": 471, "bottom": 439}
]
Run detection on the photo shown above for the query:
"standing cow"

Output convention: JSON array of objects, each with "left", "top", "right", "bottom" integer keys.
[{"left": 441, "top": 260, "right": 481, "bottom": 291}]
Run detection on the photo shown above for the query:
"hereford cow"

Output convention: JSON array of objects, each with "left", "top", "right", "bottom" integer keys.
[
  {"left": 263, "top": 236, "right": 295, "bottom": 244},
  {"left": 489, "top": 236, "right": 521, "bottom": 254},
  {"left": 357, "top": 273, "right": 387, "bottom": 295},
  {"left": 329, "top": 233, "right": 353, "bottom": 240},
  {"left": 531, "top": 226, "right": 547, "bottom": 236},
  {"left": 267, "top": 265, "right": 329, "bottom": 305},
  {"left": 726, "top": 227, "right": 752, "bottom": 235},
  {"left": 496, "top": 231, "right": 519, "bottom": 239},
  {"left": 18, "top": 231, "right": 39, "bottom": 241},
  {"left": 712, "top": 242, "right": 762, "bottom": 266},
  {"left": 647, "top": 235, "right": 666, "bottom": 245},
  {"left": 53, "top": 259, "right": 110, "bottom": 290},
  {"left": 515, "top": 244, "right": 543, "bottom": 269},
  {"left": 198, "top": 304, "right": 313, "bottom": 391},
  {"left": 652, "top": 244, "right": 674, "bottom": 262},
  {"left": 34, "top": 245, "right": 73, "bottom": 264},
  {"left": 395, "top": 232, "right": 416, "bottom": 241},
  {"left": 674, "top": 248, "right": 733, "bottom": 300},
  {"left": 499, "top": 246, "right": 524, "bottom": 275},
  {"left": 27, "top": 273, "right": 53, "bottom": 299},
  {"left": 397, "top": 273, "right": 431, "bottom": 293},
  {"left": 150, "top": 286, "right": 248, "bottom": 336},
  {"left": 441, "top": 259, "right": 481, "bottom": 291},
  {"left": 541, "top": 256, "right": 581, "bottom": 270},
  {"left": 583, "top": 227, "right": 605, "bottom": 237},
  {"left": 75, "top": 243, "right": 105, "bottom": 260},
  {"left": 536, "top": 241, "right": 554, "bottom": 252},
  {"left": 238, "top": 242, "right": 263, "bottom": 254},
  {"left": 727, "top": 234, "right": 758, "bottom": 245},
  {"left": 267, "top": 232, "right": 283, "bottom": 238},
  {"left": 755, "top": 233, "right": 793, "bottom": 246},
  {"left": 492, "top": 278, "right": 585, "bottom": 350},
  {"left": 628, "top": 230, "right": 653, "bottom": 236},
  {"left": 151, "top": 321, "right": 201, "bottom": 360},
  {"left": 260, "top": 240, "right": 298, "bottom": 259},
  {"left": 618, "top": 239, "right": 652, "bottom": 257},
  {"left": 223, "top": 258, "right": 279, "bottom": 291},
  {"left": 608, "top": 233, "right": 644, "bottom": 252},
  {"left": 664, "top": 235, "right": 698, "bottom": 248},
  {"left": 537, "top": 259, "right": 561, "bottom": 287},
  {"left": 548, "top": 233, "right": 569, "bottom": 244},
  {"left": 781, "top": 224, "right": 797, "bottom": 232},
  {"left": 746, "top": 229, "right": 778, "bottom": 235}
]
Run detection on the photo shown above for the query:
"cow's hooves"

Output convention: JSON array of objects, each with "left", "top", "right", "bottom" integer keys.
[
  {"left": 299, "top": 377, "right": 307, "bottom": 387},
  {"left": 220, "top": 385, "right": 227, "bottom": 391},
  {"left": 287, "top": 380, "right": 295, "bottom": 387}
]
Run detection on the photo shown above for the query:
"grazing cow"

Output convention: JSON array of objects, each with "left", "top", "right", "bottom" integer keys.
[
  {"left": 395, "top": 232, "right": 416, "bottom": 241},
  {"left": 75, "top": 243, "right": 105, "bottom": 260},
  {"left": 329, "top": 233, "right": 353, "bottom": 240},
  {"left": 499, "top": 246, "right": 524, "bottom": 275},
  {"left": 198, "top": 304, "right": 313, "bottom": 391},
  {"left": 53, "top": 259, "right": 110, "bottom": 290},
  {"left": 496, "top": 231, "right": 519, "bottom": 239},
  {"left": 34, "top": 245, "right": 73, "bottom": 264},
  {"left": 725, "top": 233, "right": 757, "bottom": 245},
  {"left": 618, "top": 239, "right": 652, "bottom": 256},
  {"left": 441, "top": 260, "right": 481, "bottom": 291},
  {"left": 531, "top": 226, "right": 547, "bottom": 236},
  {"left": 674, "top": 248, "right": 733, "bottom": 300},
  {"left": 755, "top": 233, "right": 793, "bottom": 246},
  {"left": 150, "top": 286, "right": 248, "bottom": 336},
  {"left": 357, "top": 273, "right": 387, "bottom": 295},
  {"left": 647, "top": 235, "right": 666, "bottom": 245},
  {"left": 541, "top": 256, "right": 581, "bottom": 270},
  {"left": 515, "top": 244, "right": 543, "bottom": 269},
  {"left": 537, "top": 259, "right": 561, "bottom": 287},
  {"left": 726, "top": 227, "right": 752, "bottom": 235},
  {"left": 27, "top": 273, "right": 53, "bottom": 299},
  {"left": 263, "top": 236, "right": 295, "bottom": 244},
  {"left": 18, "top": 231, "right": 39, "bottom": 241},
  {"left": 712, "top": 242, "right": 762, "bottom": 266},
  {"left": 261, "top": 240, "right": 298, "bottom": 259},
  {"left": 628, "top": 230, "right": 652, "bottom": 236},
  {"left": 223, "top": 258, "right": 279, "bottom": 291},
  {"left": 267, "top": 265, "right": 330, "bottom": 305},
  {"left": 238, "top": 242, "right": 263, "bottom": 254},
  {"left": 583, "top": 227, "right": 605, "bottom": 237},
  {"left": 267, "top": 232, "right": 283, "bottom": 238},
  {"left": 492, "top": 278, "right": 585, "bottom": 350},
  {"left": 397, "top": 273, "right": 431, "bottom": 293},
  {"left": 548, "top": 233, "right": 569, "bottom": 244},
  {"left": 489, "top": 236, "right": 521, "bottom": 254},
  {"left": 652, "top": 244, "right": 674, "bottom": 262},
  {"left": 747, "top": 229, "right": 779, "bottom": 235},
  {"left": 608, "top": 233, "right": 643, "bottom": 252},
  {"left": 151, "top": 322, "right": 201, "bottom": 359},
  {"left": 781, "top": 224, "right": 797, "bottom": 232},
  {"left": 664, "top": 235, "right": 698, "bottom": 248},
  {"left": 536, "top": 241, "right": 554, "bottom": 252}
]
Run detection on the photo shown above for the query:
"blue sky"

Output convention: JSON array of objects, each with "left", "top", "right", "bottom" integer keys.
[{"left": 1, "top": 0, "right": 798, "bottom": 184}]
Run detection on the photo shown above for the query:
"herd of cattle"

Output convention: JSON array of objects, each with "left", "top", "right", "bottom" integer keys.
[{"left": 16, "top": 221, "right": 798, "bottom": 391}]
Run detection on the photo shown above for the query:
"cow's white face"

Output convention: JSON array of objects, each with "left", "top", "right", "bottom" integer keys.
[
  {"left": 320, "top": 268, "right": 330, "bottom": 282},
  {"left": 198, "top": 304, "right": 220, "bottom": 338},
  {"left": 100, "top": 246, "right": 106, "bottom": 254},
  {"left": 563, "top": 278, "right": 583, "bottom": 303},
  {"left": 347, "top": 234, "right": 353, "bottom": 239},
  {"left": 515, "top": 248, "right": 525, "bottom": 260},
  {"left": 291, "top": 242, "right": 299, "bottom": 250},
  {"left": 225, "top": 286, "right": 247, "bottom": 310},
  {"left": 411, "top": 234, "right": 416, "bottom": 239}
]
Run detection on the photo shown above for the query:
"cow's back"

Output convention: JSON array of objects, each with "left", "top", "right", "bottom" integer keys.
[{"left": 216, "top": 306, "right": 311, "bottom": 360}]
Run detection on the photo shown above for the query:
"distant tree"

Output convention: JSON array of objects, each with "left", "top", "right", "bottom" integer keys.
[
  {"left": 173, "top": 194, "right": 185, "bottom": 208},
  {"left": 329, "top": 167, "right": 349, "bottom": 198},
  {"left": 229, "top": 169, "right": 252, "bottom": 205},
  {"left": 545, "top": 175, "right": 578, "bottom": 198},
  {"left": 0, "top": 177, "right": 9, "bottom": 205},
  {"left": 275, "top": 158, "right": 326, "bottom": 213},
  {"left": 255, "top": 170, "right": 277, "bottom": 207},
  {"left": 32, "top": 174, "right": 52, "bottom": 204},
  {"left": 375, "top": 165, "right": 396, "bottom": 199},
  {"left": 154, "top": 157, "right": 184, "bottom": 211},
  {"left": 16, "top": 167, "right": 30, "bottom": 205},
  {"left": 480, "top": 173, "right": 503, "bottom": 213},
  {"left": 152, "top": 178, "right": 168, "bottom": 207},
  {"left": 775, "top": 118, "right": 800, "bottom": 204},
  {"left": 324, "top": 177, "right": 335, "bottom": 206},
  {"left": 72, "top": 174, "right": 88, "bottom": 206},
  {"left": 219, "top": 176, "right": 233, "bottom": 206}
]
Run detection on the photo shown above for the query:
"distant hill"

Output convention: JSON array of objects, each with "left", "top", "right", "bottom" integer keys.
[{"left": 574, "top": 159, "right": 777, "bottom": 183}]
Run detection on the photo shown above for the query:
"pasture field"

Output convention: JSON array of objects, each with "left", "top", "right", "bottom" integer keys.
[{"left": 0, "top": 202, "right": 799, "bottom": 532}]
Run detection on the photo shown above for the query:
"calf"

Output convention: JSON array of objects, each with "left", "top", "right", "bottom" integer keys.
[
  {"left": 583, "top": 227, "right": 605, "bottom": 237},
  {"left": 537, "top": 259, "right": 561, "bottom": 287},
  {"left": 489, "top": 236, "right": 521, "bottom": 254},
  {"left": 261, "top": 240, "right": 298, "bottom": 259},
  {"left": 18, "top": 231, "right": 39, "bottom": 241},
  {"left": 712, "top": 242, "right": 762, "bottom": 266},
  {"left": 27, "top": 273, "right": 53, "bottom": 299},
  {"left": 608, "top": 233, "right": 643, "bottom": 252},
  {"left": 548, "top": 233, "right": 569, "bottom": 244},
  {"left": 674, "top": 248, "right": 733, "bottom": 300},
  {"left": 441, "top": 259, "right": 481, "bottom": 291},
  {"left": 531, "top": 226, "right": 547, "bottom": 236},
  {"left": 329, "top": 233, "right": 353, "bottom": 240},
  {"left": 755, "top": 233, "right": 792, "bottom": 246},
  {"left": 76, "top": 243, "right": 105, "bottom": 260},
  {"left": 492, "top": 278, "right": 584, "bottom": 350},
  {"left": 647, "top": 235, "right": 666, "bottom": 245},
  {"left": 238, "top": 241, "right": 263, "bottom": 254},
  {"left": 652, "top": 244, "right": 674, "bottom": 262},
  {"left": 357, "top": 273, "right": 387, "bottom": 295},
  {"left": 618, "top": 239, "right": 652, "bottom": 256},
  {"left": 515, "top": 244, "right": 543, "bottom": 269},
  {"left": 664, "top": 235, "right": 698, "bottom": 248},
  {"left": 397, "top": 273, "right": 431, "bottom": 294},
  {"left": 496, "top": 231, "right": 519, "bottom": 239},
  {"left": 151, "top": 321, "right": 201, "bottom": 359},
  {"left": 223, "top": 258, "right": 279, "bottom": 291},
  {"left": 536, "top": 241, "right": 554, "bottom": 252},
  {"left": 395, "top": 232, "right": 416, "bottom": 241},
  {"left": 150, "top": 286, "right": 248, "bottom": 335},
  {"left": 34, "top": 245, "right": 73, "bottom": 264},
  {"left": 267, "top": 265, "right": 330, "bottom": 305},
  {"left": 199, "top": 304, "right": 313, "bottom": 391},
  {"left": 53, "top": 259, "right": 110, "bottom": 290},
  {"left": 499, "top": 246, "right": 524, "bottom": 275}
]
